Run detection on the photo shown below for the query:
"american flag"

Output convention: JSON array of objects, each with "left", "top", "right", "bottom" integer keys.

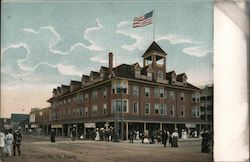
[{"left": 133, "top": 11, "right": 153, "bottom": 28}]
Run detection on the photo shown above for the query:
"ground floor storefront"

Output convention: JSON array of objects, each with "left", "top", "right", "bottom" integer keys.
[{"left": 34, "top": 120, "right": 211, "bottom": 141}]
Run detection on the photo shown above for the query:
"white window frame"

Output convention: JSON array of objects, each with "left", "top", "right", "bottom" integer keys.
[
  {"left": 180, "top": 92, "right": 185, "bottom": 102},
  {"left": 158, "top": 71, "right": 163, "bottom": 80},
  {"left": 192, "top": 107, "right": 196, "bottom": 117},
  {"left": 103, "top": 103, "right": 107, "bottom": 114},
  {"left": 180, "top": 106, "right": 185, "bottom": 117},
  {"left": 147, "top": 72, "right": 152, "bottom": 81},
  {"left": 103, "top": 88, "right": 107, "bottom": 97},
  {"left": 170, "top": 105, "right": 175, "bottom": 116},
  {"left": 159, "top": 88, "right": 164, "bottom": 98},
  {"left": 196, "top": 106, "right": 200, "bottom": 117},
  {"left": 160, "top": 104, "right": 167, "bottom": 115},
  {"left": 145, "top": 102, "right": 150, "bottom": 115},
  {"left": 133, "top": 101, "right": 139, "bottom": 114},
  {"left": 154, "top": 103, "right": 159, "bottom": 115},
  {"left": 154, "top": 88, "right": 159, "bottom": 98},
  {"left": 133, "top": 86, "right": 139, "bottom": 96},
  {"left": 92, "top": 105, "right": 97, "bottom": 116},
  {"left": 111, "top": 99, "right": 128, "bottom": 113},
  {"left": 135, "top": 70, "right": 141, "bottom": 78},
  {"left": 145, "top": 87, "right": 150, "bottom": 98},
  {"left": 170, "top": 91, "right": 175, "bottom": 100}
]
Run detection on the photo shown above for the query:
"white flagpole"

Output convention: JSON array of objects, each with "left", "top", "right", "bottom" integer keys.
[{"left": 153, "top": 7, "right": 156, "bottom": 41}]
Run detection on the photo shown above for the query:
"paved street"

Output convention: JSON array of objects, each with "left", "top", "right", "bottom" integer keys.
[{"left": 2, "top": 135, "right": 212, "bottom": 162}]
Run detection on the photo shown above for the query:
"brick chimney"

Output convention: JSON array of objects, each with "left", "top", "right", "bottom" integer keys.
[{"left": 109, "top": 52, "right": 113, "bottom": 76}]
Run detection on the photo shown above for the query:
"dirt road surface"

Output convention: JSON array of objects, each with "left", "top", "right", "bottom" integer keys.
[{"left": 2, "top": 135, "right": 212, "bottom": 162}]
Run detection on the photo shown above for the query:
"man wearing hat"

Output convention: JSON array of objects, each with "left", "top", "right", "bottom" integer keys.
[
  {"left": 13, "top": 129, "right": 22, "bottom": 156},
  {"left": 0, "top": 130, "right": 5, "bottom": 161}
]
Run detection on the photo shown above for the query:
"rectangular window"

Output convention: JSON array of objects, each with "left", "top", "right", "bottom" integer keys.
[
  {"left": 133, "top": 86, "right": 139, "bottom": 96},
  {"left": 192, "top": 93, "right": 196, "bottom": 102},
  {"left": 170, "top": 91, "right": 175, "bottom": 100},
  {"left": 196, "top": 106, "right": 200, "bottom": 117},
  {"left": 180, "top": 93, "right": 185, "bottom": 102},
  {"left": 85, "top": 94, "right": 88, "bottom": 101},
  {"left": 145, "top": 102, "right": 150, "bottom": 114},
  {"left": 133, "top": 102, "right": 139, "bottom": 114},
  {"left": 92, "top": 105, "right": 97, "bottom": 116},
  {"left": 164, "top": 90, "right": 167, "bottom": 98},
  {"left": 112, "top": 83, "right": 115, "bottom": 94},
  {"left": 92, "top": 90, "right": 97, "bottom": 100},
  {"left": 147, "top": 72, "right": 152, "bottom": 81},
  {"left": 79, "top": 107, "right": 83, "bottom": 117},
  {"left": 180, "top": 106, "right": 185, "bottom": 117},
  {"left": 170, "top": 105, "right": 174, "bottom": 116},
  {"left": 196, "top": 93, "right": 200, "bottom": 102},
  {"left": 111, "top": 100, "right": 128, "bottom": 113},
  {"left": 113, "top": 81, "right": 128, "bottom": 94},
  {"left": 135, "top": 70, "right": 141, "bottom": 78},
  {"left": 103, "top": 103, "right": 107, "bottom": 114},
  {"left": 154, "top": 103, "right": 159, "bottom": 115},
  {"left": 192, "top": 107, "right": 196, "bottom": 117},
  {"left": 145, "top": 87, "right": 150, "bottom": 98},
  {"left": 159, "top": 88, "right": 164, "bottom": 98},
  {"left": 154, "top": 88, "right": 159, "bottom": 98},
  {"left": 158, "top": 71, "right": 163, "bottom": 80},
  {"left": 103, "top": 88, "right": 107, "bottom": 97},
  {"left": 160, "top": 104, "right": 166, "bottom": 115}
]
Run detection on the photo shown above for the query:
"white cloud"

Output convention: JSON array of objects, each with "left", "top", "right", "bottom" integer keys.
[
  {"left": 1, "top": 43, "right": 30, "bottom": 58},
  {"left": 156, "top": 34, "right": 200, "bottom": 45},
  {"left": 54, "top": 63, "right": 82, "bottom": 76},
  {"left": 116, "top": 21, "right": 144, "bottom": 51},
  {"left": 83, "top": 18, "right": 105, "bottom": 51},
  {"left": 182, "top": 45, "right": 212, "bottom": 57},
  {"left": 90, "top": 55, "right": 108, "bottom": 64},
  {"left": 117, "top": 21, "right": 131, "bottom": 28}
]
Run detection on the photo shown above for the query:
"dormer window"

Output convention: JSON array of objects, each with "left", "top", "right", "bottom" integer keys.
[
  {"left": 158, "top": 71, "right": 163, "bottom": 80},
  {"left": 135, "top": 70, "right": 141, "bottom": 78},
  {"left": 100, "top": 72, "right": 104, "bottom": 78},
  {"left": 147, "top": 72, "right": 152, "bottom": 81}
]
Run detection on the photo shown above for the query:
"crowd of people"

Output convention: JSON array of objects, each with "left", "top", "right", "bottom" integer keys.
[{"left": 0, "top": 129, "right": 22, "bottom": 162}]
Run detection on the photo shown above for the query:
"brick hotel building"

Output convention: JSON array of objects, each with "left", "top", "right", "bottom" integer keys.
[{"left": 30, "top": 41, "right": 210, "bottom": 139}]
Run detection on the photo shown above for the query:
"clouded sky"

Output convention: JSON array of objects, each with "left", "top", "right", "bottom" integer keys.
[{"left": 1, "top": 0, "right": 213, "bottom": 118}]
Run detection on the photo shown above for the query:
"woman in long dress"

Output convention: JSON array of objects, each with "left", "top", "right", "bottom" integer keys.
[
  {"left": 171, "top": 130, "right": 179, "bottom": 147},
  {"left": 95, "top": 129, "right": 100, "bottom": 141}
]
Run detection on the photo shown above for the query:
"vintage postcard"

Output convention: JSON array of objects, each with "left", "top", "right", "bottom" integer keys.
[{"left": 1, "top": 0, "right": 216, "bottom": 161}]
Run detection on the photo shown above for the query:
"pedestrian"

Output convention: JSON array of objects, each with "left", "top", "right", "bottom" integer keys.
[
  {"left": 161, "top": 130, "right": 168, "bottom": 147},
  {"left": 129, "top": 130, "right": 134, "bottom": 143},
  {"left": 13, "top": 129, "right": 22, "bottom": 156},
  {"left": 71, "top": 128, "right": 76, "bottom": 141},
  {"left": 171, "top": 129, "right": 179, "bottom": 147},
  {"left": 0, "top": 130, "right": 5, "bottom": 161},
  {"left": 4, "top": 130, "right": 13, "bottom": 157},
  {"left": 201, "top": 129, "right": 211, "bottom": 153},
  {"left": 95, "top": 128, "right": 100, "bottom": 141},
  {"left": 50, "top": 129, "right": 56, "bottom": 142}
]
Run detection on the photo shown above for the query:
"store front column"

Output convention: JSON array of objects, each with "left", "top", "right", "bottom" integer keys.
[
  {"left": 62, "top": 125, "right": 64, "bottom": 136},
  {"left": 67, "top": 124, "right": 70, "bottom": 137},
  {"left": 126, "top": 122, "right": 129, "bottom": 141},
  {"left": 144, "top": 122, "right": 147, "bottom": 132},
  {"left": 160, "top": 123, "right": 162, "bottom": 131},
  {"left": 174, "top": 123, "right": 177, "bottom": 130}
]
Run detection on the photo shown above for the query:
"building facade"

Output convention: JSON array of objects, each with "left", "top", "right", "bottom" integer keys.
[
  {"left": 32, "top": 42, "right": 209, "bottom": 139},
  {"left": 200, "top": 85, "right": 213, "bottom": 130}
]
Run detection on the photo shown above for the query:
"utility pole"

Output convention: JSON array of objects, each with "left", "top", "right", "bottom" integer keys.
[{"left": 121, "top": 87, "right": 123, "bottom": 142}]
